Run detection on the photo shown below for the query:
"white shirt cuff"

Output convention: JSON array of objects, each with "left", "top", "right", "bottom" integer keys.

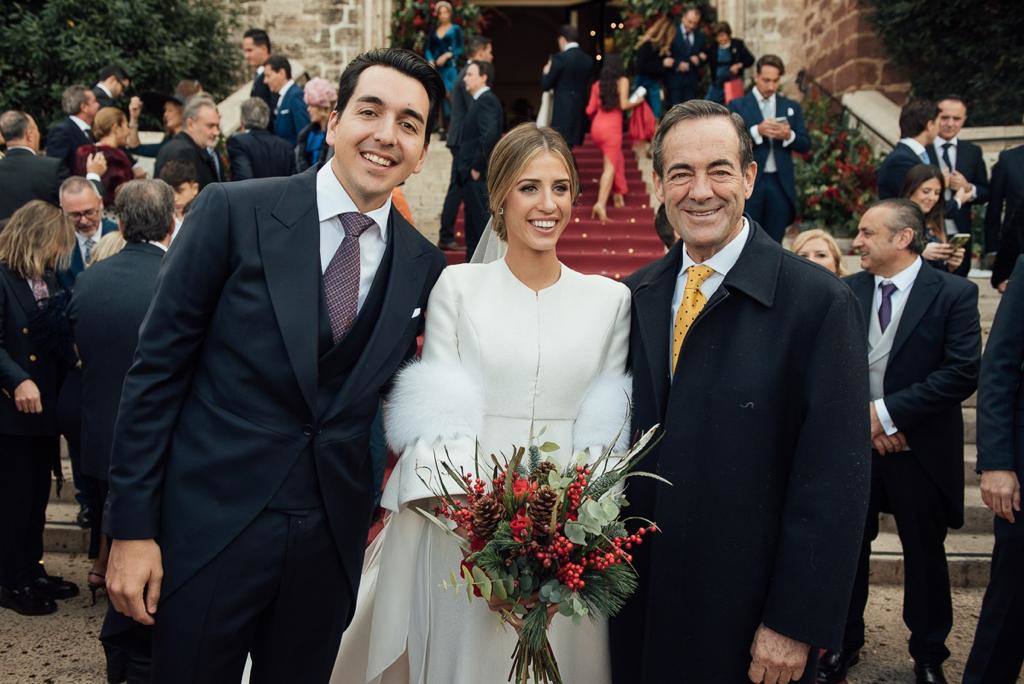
[
  {"left": 749, "top": 124, "right": 764, "bottom": 146},
  {"left": 782, "top": 130, "right": 797, "bottom": 147},
  {"left": 967, "top": 184, "right": 977, "bottom": 201},
  {"left": 86, "top": 173, "right": 102, "bottom": 182},
  {"left": 874, "top": 399, "right": 898, "bottom": 436}
]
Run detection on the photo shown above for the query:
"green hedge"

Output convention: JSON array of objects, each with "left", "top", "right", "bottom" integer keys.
[
  {"left": 862, "top": 0, "right": 1024, "bottom": 125},
  {"left": 0, "top": 0, "right": 242, "bottom": 130}
]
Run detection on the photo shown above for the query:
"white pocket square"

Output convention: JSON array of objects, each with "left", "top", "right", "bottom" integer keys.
[
  {"left": 787, "top": 107, "right": 794, "bottom": 116},
  {"left": 411, "top": 307, "right": 422, "bottom": 318}
]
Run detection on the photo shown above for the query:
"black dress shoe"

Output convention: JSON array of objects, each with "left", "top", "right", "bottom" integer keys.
[
  {"left": 914, "top": 662, "right": 947, "bottom": 684},
  {"left": 437, "top": 240, "right": 460, "bottom": 251},
  {"left": 32, "top": 573, "right": 80, "bottom": 600},
  {"left": 76, "top": 504, "right": 93, "bottom": 528},
  {"left": 816, "top": 648, "right": 860, "bottom": 684},
  {"left": 0, "top": 586, "right": 58, "bottom": 615}
]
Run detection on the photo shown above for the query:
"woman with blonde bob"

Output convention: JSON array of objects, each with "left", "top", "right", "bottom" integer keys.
[
  {"left": 332, "top": 124, "right": 631, "bottom": 683},
  {"left": 0, "top": 201, "right": 78, "bottom": 616},
  {"left": 792, "top": 228, "right": 846, "bottom": 276}
]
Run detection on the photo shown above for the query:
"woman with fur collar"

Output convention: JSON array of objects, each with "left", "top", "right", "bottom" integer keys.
[{"left": 332, "top": 124, "right": 631, "bottom": 683}]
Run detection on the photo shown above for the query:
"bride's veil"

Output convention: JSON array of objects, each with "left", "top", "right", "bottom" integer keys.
[{"left": 469, "top": 217, "right": 507, "bottom": 264}]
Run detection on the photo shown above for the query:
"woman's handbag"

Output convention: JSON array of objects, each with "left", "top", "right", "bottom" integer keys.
[
  {"left": 724, "top": 78, "right": 745, "bottom": 104},
  {"left": 629, "top": 100, "right": 656, "bottom": 142}
]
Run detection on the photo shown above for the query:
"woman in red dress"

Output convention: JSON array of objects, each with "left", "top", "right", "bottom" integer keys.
[
  {"left": 585, "top": 54, "right": 641, "bottom": 223},
  {"left": 74, "top": 107, "right": 139, "bottom": 205}
]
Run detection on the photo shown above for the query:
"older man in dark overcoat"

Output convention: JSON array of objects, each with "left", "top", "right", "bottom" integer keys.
[{"left": 609, "top": 100, "right": 871, "bottom": 684}]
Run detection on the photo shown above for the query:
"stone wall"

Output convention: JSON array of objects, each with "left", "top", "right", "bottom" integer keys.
[{"left": 232, "top": 0, "right": 394, "bottom": 82}]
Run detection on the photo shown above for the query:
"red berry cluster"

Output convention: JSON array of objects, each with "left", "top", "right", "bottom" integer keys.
[
  {"left": 582, "top": 525, "right": 657, "bottom": 571},
  {"left": 565, "top": 466, "right": 590, "bottom": 516},
  {"left": 557, "top": 561, "right": 586, "bottom": 590}
]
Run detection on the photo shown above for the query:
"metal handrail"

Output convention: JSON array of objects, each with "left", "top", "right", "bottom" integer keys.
[{"left": 796, "top": 69, "right": 896, "bottom": 150}]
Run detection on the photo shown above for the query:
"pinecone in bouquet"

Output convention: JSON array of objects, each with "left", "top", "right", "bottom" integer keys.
[
  {"left": 529, "top": 485, "right": 559, "bottom": 537},
  {"left": 472, "top": 494, "right": 504, "bottom": 540}
]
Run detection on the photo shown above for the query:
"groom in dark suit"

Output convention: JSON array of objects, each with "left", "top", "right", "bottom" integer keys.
[
  {"left": 103, "top": 49, "right": 447, "bottom": 683},
  {"left": 611, "top": 100, "right": 870, "bottom": 684}
]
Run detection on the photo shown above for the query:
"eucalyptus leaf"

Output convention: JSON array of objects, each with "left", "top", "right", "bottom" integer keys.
[
  {"left": 520, "top": 574, "right": 535, "bottom": 593},
  {"left": 538, "top": 442, "right": 560, "bottom": 453},
  {"left": 600, "top": 497, "right": 620, "bottom": 520},
  {"left": 471, "top": 566, "right": 492, "bottom": 601},
  {"left": 549, "top": 589, "right": 562, "bottom": 603},
  {"left": 492, "top": 573, "right": 508, "bottom": 600},
  {"left": 564, "top": 521, "right": 587, "bottom": 545},
  {"left": 559, "top": 601, "right": 574, "bottom": 617},
  {"left": 547, "top": 470, "right": 563, "bottom": 488}
]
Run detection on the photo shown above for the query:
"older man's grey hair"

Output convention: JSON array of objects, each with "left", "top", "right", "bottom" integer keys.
[
  {"left": 240, "top": 97, "right": 271, "bottom": 131},
  {"left": 869, "top": 198, "right": 927, "bottom": 255},
  {"left": 59, "top": 176, "right": 102, "bottom": 204},
  {"left": 183, "top": 94, "right": 217, "bottom": 123},
  {"left": 116, "top": 179, "right": 176, "bottom": 244},
  {"left": 61, "top": 85, "right": 91, "bottom": 116},
  {"left": 652, "top": 100, "right": 755, "bottom": 178},
  {"left": 0, "top": 110, "right": 31, "bottom": 142}
]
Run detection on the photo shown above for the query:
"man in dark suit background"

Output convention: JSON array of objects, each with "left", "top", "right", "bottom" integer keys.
[
  {"left": 963, "top": 255, "right": 1024, "bottom": 683},
  {"left": 93, "top": 65, "right": 131, "bottom": 110},
  {"left": 728, "top": 54, "right": 811, "bottom": 243},
  {"left": 923, "top": 95, "right": 989, "bottom": 275},
  {"left": 154, "top": 96, "right": 223, "bottom": 189},
  {"left": 986, "top": 144, "right": 1024, "bottom": 290},
  {"left": 68, "top": 179, "right": 176, "bottom": 683},
  {"left": 227, "top": 97, "right": 296, "bottom": 180},
  {"left": 57, "top": 177, "right": 119, "bottom": 286},
  {"left": 611, "top": 100, "right": 870, "bottom": 684},
  {"left": 824, "top": 199, "right": 981, "bottom": 684},
  {"left": 46, "top": 85, "right": 101, "bottom": 176},
  {"left": 242, "top": 28, "right": 276, "bottom": 132},
  {"left": 664, "top": 6, "right": 707, "bottom": 107},
  {"left": 456, "top": 59, "right": 502, "bottom": 261},
  {"left": 877, "top": 99, "right": 940, "bottom": 200},
  {"left": 439, "top": 35, "right": 493, "bottom": 251},
  {"left": 541, "top": 25, "right": 593, "bottom": 148},
  {"left": 0, "top": 111, "right": 65, "bottom": 220},
  {"left": 103, "top": 49, "right": 447, "bottom": 683},
  {"left": 264, "top": 55, "right": 310, "bottom": 147}
]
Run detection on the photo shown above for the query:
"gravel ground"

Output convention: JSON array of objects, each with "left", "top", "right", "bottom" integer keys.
[{"left": 2, "top": 553, "right": 1020, "bottom": 683}]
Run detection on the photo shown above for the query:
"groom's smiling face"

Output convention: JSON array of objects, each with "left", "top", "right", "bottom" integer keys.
[{"left": 325, "top": 65, "right": 430, "bottom": 212}]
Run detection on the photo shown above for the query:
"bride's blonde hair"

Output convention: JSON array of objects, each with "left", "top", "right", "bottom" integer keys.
[{"left": 486, "top": 124, "right": 580, "bottom": 241}]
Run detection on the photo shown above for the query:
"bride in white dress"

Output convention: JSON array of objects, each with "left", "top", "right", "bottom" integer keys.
[{"left": 331, "top": 123, "right": 631, "bottom": 684}]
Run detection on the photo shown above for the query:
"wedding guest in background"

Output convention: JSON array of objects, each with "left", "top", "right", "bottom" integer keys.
[
  {"left": 927, "top": 95, "right": 989, "bottom": 273},
  {"left": 425, "top": 0, "right": 464, "bottom": 135},
  {"left": 826, "top": 199, "right": 981, "bottom": 684},
  {"left": 243, "top": 28, "right": 276, "bottom": 131},
  {"left": 729, "top": 54, "right": 810, "bottom": 242},
  {"left": 664, "top": 6, "right": 706, "bottom": 107},
  {"left": 131, "top": 80, "right": 202, "bottom": 158},
  {"left": 653, "top": 203, "right": 676, "bottom": 249},
  {"left": 792, "top": 228, "right": 845, "bottom": 276},
  {"left": 0, "top": 201, "right": 77, "bottom": 617},
  {"left": 295, "top": 77, "right": 337, "bottom": 172},
  {"left": 88, "top": 231, "right": 126, "bottom": 266},
  {"left": 156, "top": 160, "right": 199, "bottom": 234},
  {"left": 900, "top": 164, "right": 969, "bottom": 274},
  {"left": 632, "top": 16, "right": 674, "bottom": 120},
  {"left": 877, "top": 99, "right": 939, "bottom": 200},
  {"left": 542, "top": 24, "right": 594, "bottom": 148},
  {"left": 154, "top": 96, "right": 223, "bottom": 189},
  {"left": 264, "top": 55, "right": 309, "bottom": 147},
  {"left": 93, "top": 65, "right": 130, "bottom": 110},
  {"left": 440, "top": 35, "right": 493, "bottom": 251},
  {"left": 0, "top": 111, "right": 66, "bottom": 221},
  {"left": 46, "top": 85, "right": 101, "bottom": 176},
  {"left": 987, "top": 144, "right": 1024, "bottom": 291},
  {"left": 456, "top": 59, "right": 503, "bottom": 260},
  {"left": 586, "top": 54, "right": 641, "bottom": 223},
  {"left": 227, "top": 98, "right": 295, "bottom": 181},
  {"left": 705, "top": 21, "right": 754, "bottom": 104},
  {"left": 74, "top": 107, "right": 142, "bottom": 205},
  {"left": 57, "top": 177, "right": 119, "bottom": 287},
  {"left": 963, "top": 254, "right": 1024, "bottom": 683}
]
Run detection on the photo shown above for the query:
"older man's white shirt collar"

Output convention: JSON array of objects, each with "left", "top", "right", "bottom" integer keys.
[
  {"left": 95, "top": 83, "right": 113, "bottom": 98},
  {"left": 316, "top": 162, "right": 391, "bottom": 236},
  {"left": 679, "top": 217, "right": 750, "bottom": 278},
  {"left": 873, "top": 255, "right": 922, "bottom": 293},
  {"left": 472, "top": 85, "right": 491, "bottom": 100},
  {"left": 70, "top": 116, "right": 91, "bottom": 133}
]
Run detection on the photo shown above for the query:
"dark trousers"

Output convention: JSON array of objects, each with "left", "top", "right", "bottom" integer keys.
[
  {"left": 102, "top": 617, "right": 153, "bottom": 684},
  {"left": 666, "top": 79, "right": 698, "bottom": 108},
  {"left": 57, "top": 369, "right": 103, "bottom": 523},
  {"left": 439, "top": 148, "right": 462, "bottom": 244},
  {"left": 844, "top": 451, "right": 952, "bottom": 664},
  {"left": 0, "top": 434, "right": 58, "bottom": 588},
  {"left": 152, "top": 507, "right": 352, "bottom": 683},
  {"left": 745, "top": 172, "right": 794, "bottom": 243},
  {"left": 963, "top": 514, "right": 1024, "bottom": 682},
  {"left": 462, "top": 177, "right": 489, "bottom": 262}
]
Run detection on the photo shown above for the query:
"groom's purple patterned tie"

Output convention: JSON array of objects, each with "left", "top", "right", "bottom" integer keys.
[
  {"left": 878, "top": 281, "right": 897, "bottom": 333},
  {"left": 323, "top": 212, "right": 375, "bottom": 343}
]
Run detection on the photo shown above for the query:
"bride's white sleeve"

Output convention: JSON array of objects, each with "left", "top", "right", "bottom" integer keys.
[
  {"left": 380, "top": 270, "right": 483, "bottom": 512},
  {"left": 573, "top": 285, "right": 633, "bottom": 456}
]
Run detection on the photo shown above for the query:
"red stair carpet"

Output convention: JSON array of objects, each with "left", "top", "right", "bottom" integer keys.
[{"left": 441, "top": 136, "right": 666, "bottom": 280}]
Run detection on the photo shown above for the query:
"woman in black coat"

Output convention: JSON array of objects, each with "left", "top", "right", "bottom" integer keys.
[
  {"left": 705, "top": 22, "right": 755, "bottom": 104},
  {"left": 0, "top": 200, "right": 78, "bottom": 616}
]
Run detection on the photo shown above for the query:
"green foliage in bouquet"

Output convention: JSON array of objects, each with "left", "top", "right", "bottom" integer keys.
[
  {"left": 420, "top": 425, "right": 666, "bottom": 684},
  {"left": 0, "top": 0, "right": 241, "bottom": 131},
  {"left": 614, "top": 0, "right": 717, "bottom": 65},
  {"left": 794, "top": 93, "right": 881, "bottom": 238},
  {"left": 390, "top": 0, "right": 485, "bottom": 55}
]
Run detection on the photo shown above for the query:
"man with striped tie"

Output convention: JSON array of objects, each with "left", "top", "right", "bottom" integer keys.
[
  {"left": 877, "top": 99, "right": 941, "bottom": 200},
  {"left": 613, "top": 99, "right": 871, "bottom": 684}
]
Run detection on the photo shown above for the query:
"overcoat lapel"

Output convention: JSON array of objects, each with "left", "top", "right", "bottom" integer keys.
[
  {"left": 848, "top": 271, "right": 875, "bottom": 333},
  {"left": 632, "top": 242, "right": 682, "bottom": 413},
  {"left": 891, "top": 263, "right": 941, "bottom": 361},
  {"left": 2, "top": 268, "right": 40, "bottom": 316},
  {"left": 259, "top": 168, "right": 320, "bottom": 415}
]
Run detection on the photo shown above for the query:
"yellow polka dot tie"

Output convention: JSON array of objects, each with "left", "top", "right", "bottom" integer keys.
[{"left": 672, "top": 265, "right": 715, "bottom": 372}]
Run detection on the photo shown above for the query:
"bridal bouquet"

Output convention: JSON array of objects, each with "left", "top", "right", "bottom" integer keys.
[{"left": 414, "top": 425, "right": 665, "bottom": 684}]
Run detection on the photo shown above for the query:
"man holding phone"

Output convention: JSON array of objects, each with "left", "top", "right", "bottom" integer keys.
[{"left": 729, "top": 54, "right": 810, "bottom": 242}]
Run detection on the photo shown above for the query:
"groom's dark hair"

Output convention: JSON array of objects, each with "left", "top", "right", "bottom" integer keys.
[{"left": 335, "top": 48, "right": 446, "bottom": 142}]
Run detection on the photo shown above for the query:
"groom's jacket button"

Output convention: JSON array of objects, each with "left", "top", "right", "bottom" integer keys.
[{"left": 303, "top": 424, "right": 314, "bottom": 437}]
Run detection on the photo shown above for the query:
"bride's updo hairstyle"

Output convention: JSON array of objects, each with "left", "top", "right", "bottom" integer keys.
[{"left": 486, "top": 123, "right": 580, "bottom": 241}]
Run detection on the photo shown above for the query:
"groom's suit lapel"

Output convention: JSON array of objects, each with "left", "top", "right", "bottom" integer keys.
[
  {"left": 259, "top": 167, "right": 320, "bottom": 415},
  {"left": 632, "top": 241, "right": 683, "bottom": 413}
]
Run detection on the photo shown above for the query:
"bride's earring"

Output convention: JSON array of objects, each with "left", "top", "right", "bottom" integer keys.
[{"left": 498, "top": 207, "right": 504, "bottom": 215}]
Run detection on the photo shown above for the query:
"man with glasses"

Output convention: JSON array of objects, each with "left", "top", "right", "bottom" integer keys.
[{"left": 58, "top": 177, "right": 119, "bottom": 287}]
